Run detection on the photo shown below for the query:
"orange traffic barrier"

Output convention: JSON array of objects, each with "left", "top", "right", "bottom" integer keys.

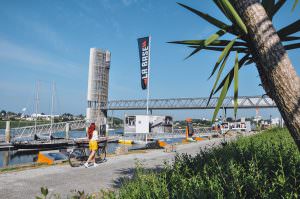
[
  {"left": 37, "top": 152, "right": 54, "bottom": 165},
  {"left": 182, "top": 139, "right": 190, "bottom": 144},
  {"left": 157, "top": 140, "right": 167, "bottom": 147},
  {"left": 194, "top": 137, "right": 205, "bottom": 141}
]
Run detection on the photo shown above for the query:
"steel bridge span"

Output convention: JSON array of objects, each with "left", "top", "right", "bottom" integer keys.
[
  {"left": 106, "top": 95, "right": 276, "bottom": 110},
  {"left": 1, "top": 95, "right": 276, "bottom": 142}
]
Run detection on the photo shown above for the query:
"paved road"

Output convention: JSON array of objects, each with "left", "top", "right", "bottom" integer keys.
[{"left": 0, "top": 138, "right": 225, "bottom": 199}]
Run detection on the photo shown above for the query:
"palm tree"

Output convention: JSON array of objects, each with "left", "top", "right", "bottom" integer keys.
[{"left": 170, "top": 0, "right": 300, "bottom": 150}]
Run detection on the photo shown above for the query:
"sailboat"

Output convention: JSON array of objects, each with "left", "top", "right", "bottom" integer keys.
[{"left": 14, "top": 81, "right": 68, "bottom": 150}]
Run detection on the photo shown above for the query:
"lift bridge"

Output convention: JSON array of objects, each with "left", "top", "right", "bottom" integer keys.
[{"left": 3, "top": 95, "right": 276, "bottom": 141}]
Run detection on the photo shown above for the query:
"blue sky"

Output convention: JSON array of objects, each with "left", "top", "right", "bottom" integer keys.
[{"left": 0, "top": 0, "right": 299, "bottom": 120}]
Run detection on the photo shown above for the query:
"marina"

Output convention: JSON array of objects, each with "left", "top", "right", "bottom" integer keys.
[{"left": 0, "top": 127, "right": 219, "bottom": 167}]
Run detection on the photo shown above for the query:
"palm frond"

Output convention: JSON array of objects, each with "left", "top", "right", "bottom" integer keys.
[
  {"left": 233, "top": 52, "right": 239, "bottom": 119},
  {"left": 277, "top": 19, "right": 300, "bottom": 37},
  {"left": 219, "top": 0, "right": 248, "bottom": 34},
  {"left": 169, "top": 39, "right": 247, "bottom": 47},
  {"left": 262, "top": 0, "right": 275, "bottom": 17},
  {"left": 212, "top": 0, "right": 235, "bottom": 23},
  {"left": 214, "top": 54, "right": 250, "bottom": 94},
  {"left": 209, "top": 38, "right": 237, "bottom": 79},
  {"left": 185, "top": 30, "right": 227, "bottom": 59},
  {"left": 207, "top": 53, "right": 230, "bottom": 106},
  {"left": 271, "top": 0, "right": 286, "bottom": 18},
  {"left": 280, "top": 36, "right": 300, "bottom": 42},
  {"left": 177, "top": 3, "right": 232, "bottom": 32},
  {"left": 284, "top": 43, "right": 300, "bottom": 50},
  {"left": 212, "top": 75, "right": 230, "bottom": 122},
  {"left": 188, "top": 46, "right": 247, "bottom": 53},
  {"left": 293, "top": 0, "right": 299, "bottom": 11}
]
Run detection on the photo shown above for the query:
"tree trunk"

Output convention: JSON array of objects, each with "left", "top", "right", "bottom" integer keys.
[{"left": 234, "top": 0, "right": 300, "bottom": 150}]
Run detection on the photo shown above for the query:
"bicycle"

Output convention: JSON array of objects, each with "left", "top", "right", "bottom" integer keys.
[{"left": 68, "top": 139, "right": 108, "bottom": 167}]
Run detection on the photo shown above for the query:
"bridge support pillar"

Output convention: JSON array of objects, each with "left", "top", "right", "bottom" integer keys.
[
  {"left": 5, "top": 121, "right": 11, "bottom": 143},
  {"left": 65, "top": 123, "right": 70, "bottom": 139}
]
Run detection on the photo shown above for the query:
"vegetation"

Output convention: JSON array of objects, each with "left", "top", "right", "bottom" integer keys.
[
  {"left": 170, "top": 0, "right": 300, "bottom": 149},
  {"left": 0, "top": 109, "right": 123, "bottom": 129},
  {"left": 108, "top": 117, "right": 124, "bottom": 128},
  {"left": 99, "top": 128, "right": 299, "bottom": 198},
  {"left": 35, "top": 128, "right": 299, "bottom": 198},
  {"left": 174, "top": 119, "right": 212, "bottom": 128},
  {"left": 0, "top": 121, "right": 50, "bottom": 129}
]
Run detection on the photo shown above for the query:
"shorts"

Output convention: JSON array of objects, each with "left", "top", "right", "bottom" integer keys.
[{"left": 89, "top": 140, "right": 98, "bottom": 151}]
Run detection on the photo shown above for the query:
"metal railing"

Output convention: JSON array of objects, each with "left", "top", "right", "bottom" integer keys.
[
  {"left": 11, "top": 120, "right": 86, "bottom": 140},
  {"left": 120, "top": 127, "right": 215, "bottom": 141}
]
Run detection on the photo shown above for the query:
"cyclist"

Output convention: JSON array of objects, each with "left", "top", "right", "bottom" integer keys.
[{"left": 84, "top": 123, "right": 99, "bottom": 168}]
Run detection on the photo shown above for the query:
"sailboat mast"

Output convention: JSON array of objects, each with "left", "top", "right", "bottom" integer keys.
[
  {"left": 50, "top": 81, "right": 55, "bottom": 137},
  {"left": 34, "top": 81, "right": 40, "bottom": 136}
]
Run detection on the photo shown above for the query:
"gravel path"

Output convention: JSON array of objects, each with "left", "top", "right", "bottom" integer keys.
[{"left": 0, "top": 138, "right": 225, "bottom": 199}]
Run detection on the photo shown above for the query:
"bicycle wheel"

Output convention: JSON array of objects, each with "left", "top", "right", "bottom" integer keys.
[
  {"left": 68, "top": 148, "right": 86, "bottom": 167},
  {"left": 99, "top": 147, "right": 107, "bottom": 161},
  {"left": 96, "top": 143, "right": 107, "bottom": 163}
]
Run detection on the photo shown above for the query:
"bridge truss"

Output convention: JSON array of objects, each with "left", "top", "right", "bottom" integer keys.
[
  {"left": 106, "top": 95, "right": 276, "bottom": 110},
  {"left": 3, "top": 96, "right": 277, "bottom": 141}
]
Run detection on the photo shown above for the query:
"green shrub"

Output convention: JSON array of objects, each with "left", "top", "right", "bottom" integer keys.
[{"left": 103, "top": 128, "right": 299, "bottom": 199}]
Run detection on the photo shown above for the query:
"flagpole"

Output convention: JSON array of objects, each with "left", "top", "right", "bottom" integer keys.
[{"left": 146, "top": 35, "right": 151, "bottom": 115}]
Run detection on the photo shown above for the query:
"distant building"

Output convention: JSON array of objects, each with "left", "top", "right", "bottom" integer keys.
[
  {"left": 124, "top": 115, "right": 173, "bottom": 134},
  {"left": 27, "top": 114, "right": 59, "bottom": 121},
  {"left": 86, "top": 48, "right": 111, "bottom": 131}
]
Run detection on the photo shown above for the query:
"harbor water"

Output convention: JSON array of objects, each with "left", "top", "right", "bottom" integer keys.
[
  {"left": 0, "top": 129, "right": 124, "bottom": 168},
  {"left": 0, "top": 129, "right": 187, "bottom": 168}
]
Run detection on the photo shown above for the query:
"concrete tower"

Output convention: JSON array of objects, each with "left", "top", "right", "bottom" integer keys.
[{"left": 86, "top": 48, "right": 111, "bottom": 135}]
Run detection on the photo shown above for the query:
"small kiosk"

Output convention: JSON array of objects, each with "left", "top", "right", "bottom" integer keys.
[{"left": 124, "top": 115, "right": 173, "bottom": 134}]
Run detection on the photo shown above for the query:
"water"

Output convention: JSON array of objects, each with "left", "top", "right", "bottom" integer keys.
[
  {"left": 0, "top": 129, "right": 156, "bottom": 168},
  {"left": 0, "top": 128, "right": 191, "bottom": 168}
]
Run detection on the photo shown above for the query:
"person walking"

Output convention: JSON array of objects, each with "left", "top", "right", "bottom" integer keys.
[{"left": 84, "top": 123, "right": 99, "bottom": 168}]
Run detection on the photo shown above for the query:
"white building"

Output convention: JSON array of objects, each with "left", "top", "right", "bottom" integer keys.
[
  {"left": 27, "top": 114, "right": 59, "bottom": 121},
  {"left": 124, "top": 115, "right": 173, "bottom": 134}
]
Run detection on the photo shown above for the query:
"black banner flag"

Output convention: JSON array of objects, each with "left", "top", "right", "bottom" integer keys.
[{"left": 138, "top": 37, "right": 150, "bottom": 90}]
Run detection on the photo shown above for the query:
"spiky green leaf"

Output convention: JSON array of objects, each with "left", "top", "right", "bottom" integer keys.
[
  {"left": 245, "top": 59, "right": 254, "bottom": 65},
  {"left": 185, "top": 29, "right": 227, "bottom": 59},
  {"left": 212, "top": 75, "right": 230, "bottom": 122},
  {"left": 207, "top": 53, "right": 230, "bottom": 106},
  {"left": 169, "top": 39, "right": 247, "bottom": 47},
  {"left": 188, "top": 46, "right": 247, "bottom": 52},
  {"left": 177, "top": 3, "right": 230, "bottom": 30},
  {"left": 233, "top": 52, "right": 239, "bottom": 119},
  {"left": 214, "top": 54, "right": 250, "bottom": 94},
  {"left": 271, "top": 0, "right": 286, "bottom": 17},
  {"left": 219, "top": 0, "right": 248, "bottom": 34},
  {"left": 277, "top": 19, "right": 300, "bottom": 37},
  {"left": 205, "top": 30, "right": 227, "bottom": 46},
  {"left": 212, "top": 0, "right": 235, "bottom": 22},
  {"left": 292, "top": 0, "right": 299, "bottom": 11},
  {"left": 209, "top": 38, "right": 237, "bottom": 78},
  {"left": 284, "top": 43, "right": 300, "bottom": 50},
  {"left": 280, "top": 36, "right": 300, "bottom": 42},
  {"left": 262, "top": 0, "right": 275, "bottom": 17}
]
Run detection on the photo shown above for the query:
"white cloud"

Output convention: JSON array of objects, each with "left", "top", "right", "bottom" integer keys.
[
  {"left": 0, "top": 39, "right": 83, "bottom": 78},
  {"left": 121, "top": 0, "right": 138, "bottom": 6},
  {"left": 13, "top": 15, "right": 71, "bottom": 54}
]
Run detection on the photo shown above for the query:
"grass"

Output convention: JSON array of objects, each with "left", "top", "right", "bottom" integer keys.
[
  {"left": 0, "top": 163, "right": 50, "bottom": 173},
  {"left": 0, "top": 120, "right": 50, "bottom": 129},
  {"left": 101, "top": 128, "right": 299, "bottom": 199}
]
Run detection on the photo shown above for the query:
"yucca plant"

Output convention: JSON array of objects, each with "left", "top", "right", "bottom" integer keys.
[{"left": 170, "top": 0, "right": 300, "bottom": 150}]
